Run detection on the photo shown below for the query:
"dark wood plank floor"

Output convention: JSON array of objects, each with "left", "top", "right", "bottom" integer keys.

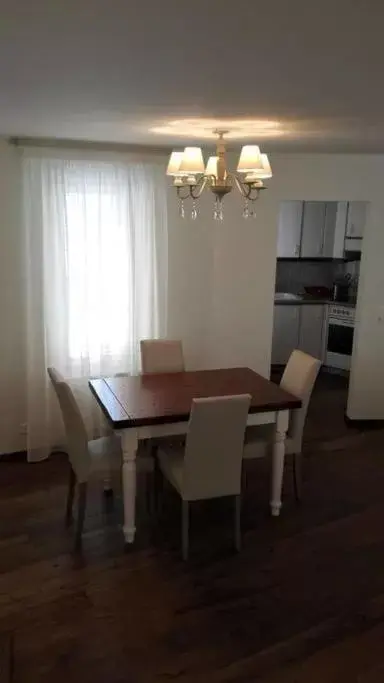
[{"left": 1, "top": 372, "right": 384, "bottom": 682}]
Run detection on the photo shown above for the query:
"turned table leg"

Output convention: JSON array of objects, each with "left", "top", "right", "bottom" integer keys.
[
  {"left": 270, "top": 409, "right": 289, "bottom": 517},
  {"left": 120, "top": 429, "right": 139, "bottom": 544}
]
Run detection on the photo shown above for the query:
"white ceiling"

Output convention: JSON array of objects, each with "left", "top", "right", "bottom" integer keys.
[{"left": 2, "top": 0, "right": 384, "bottom": 152}]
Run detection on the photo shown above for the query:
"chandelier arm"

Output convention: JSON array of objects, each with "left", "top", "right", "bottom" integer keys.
[
  {"left": 233, "top": 174, "right": 252, "bottom": 199},
  {"left": 189, "top": 176, "right": 208, "bottom": 200},
  {"left": 233, "top": 174, "right": 263, "bottom": 201}
]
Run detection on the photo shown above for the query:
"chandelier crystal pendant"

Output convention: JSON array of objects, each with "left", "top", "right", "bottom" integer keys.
[{"left": 166, "top": 130, "right": 272, "bottom": 221}]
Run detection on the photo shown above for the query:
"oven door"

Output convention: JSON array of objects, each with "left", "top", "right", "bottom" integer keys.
[{"left": 326, "top": 317, "right": 354, "bottom": 370}]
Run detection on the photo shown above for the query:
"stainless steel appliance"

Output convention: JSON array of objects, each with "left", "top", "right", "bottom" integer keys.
[
  {"left": 326, "top": 304, "right": 355, "bottom": 371},
  {"left": 331, "top": 283, "right": 350, "bottom": 302},
  {"left": 331, "top": 274, "right": 351, "bottom": 302}
]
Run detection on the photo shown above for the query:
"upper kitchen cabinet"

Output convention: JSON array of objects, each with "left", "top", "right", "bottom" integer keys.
[
  {"left": 277, "top": 200, "right": 338, "bottom": 258},
  {"left": 346, "top": 201, "right": 367, "bottom": 238},
  {"left": 301, "top": 202, "right": 326, "bottom": 257},
  {"left": 322, "top": 202, "right": 338, "bottom": 257},
  {"left": 301, "top": 201, "right": 338, "bottom": 258},
  {"left": 277, "top": 201, "right": 303, "bottom": 257}
]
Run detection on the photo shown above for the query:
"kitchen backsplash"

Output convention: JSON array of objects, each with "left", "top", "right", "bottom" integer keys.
[{"left": 275, "top": 260, "right": 360, "bottom": 294}]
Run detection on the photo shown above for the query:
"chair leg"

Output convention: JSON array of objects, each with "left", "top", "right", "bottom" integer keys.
[
  {"left": 241, "top": 466, "right": 247, "bottom": 493},
  {"left": 145, "top": 471, "right": 153, "bottom": 516},
  {"left": 75, "top": 482, "right": 88, "bottom": 551},
  {"left": 182, "top": 500, "right": 189, "bottom": 561},
  {"left": 234, "top": 494, "right": 241, "bottom": 552},
  {"left": 66, "top": 466, "right": 76, "bottom": 527},
  {"left": 150, "top": 443, "right": 159, "bottom": 460},
  {"left": 293, "top": 453, "right": 302, "bottom": 503}
]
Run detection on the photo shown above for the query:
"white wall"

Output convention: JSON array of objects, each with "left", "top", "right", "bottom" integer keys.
[
  {"left": 264, "top": 154, "right": 384, "bottom": 420},
  {"left": 1, "top": 144, "right": 384, "bottom": 453},
  {"left": 167, "top": 152, "right": 384, "bottom": 420}
]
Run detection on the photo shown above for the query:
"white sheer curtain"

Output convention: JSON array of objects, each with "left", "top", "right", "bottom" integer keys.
[{"left": 23, "top": 153, "right": 168, "bottom": 462}]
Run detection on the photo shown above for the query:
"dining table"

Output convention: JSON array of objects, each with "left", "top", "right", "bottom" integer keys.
[{"left": 89, "top": 367, "right": 301, "bottom": 544}]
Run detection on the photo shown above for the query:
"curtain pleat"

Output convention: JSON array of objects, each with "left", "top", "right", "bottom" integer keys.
[{"left": 22, "top": 155, "right": 168, "bottom": 462}]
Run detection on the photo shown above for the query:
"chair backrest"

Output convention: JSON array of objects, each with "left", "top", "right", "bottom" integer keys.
[
  {"left": 280, "top": 350, "right": 321, "bottom": 452},
  {"left": 140, "top": 339, "right": 185, "bottom": 374},
  {"left": 182, "top": 394, "right": 251, "bottom": 501},
  {"left": 47, "top": 366, "right": 65, "bottom": 398},
  {"left": 47, "top": 368, "right": 90, "bottom": 482}
]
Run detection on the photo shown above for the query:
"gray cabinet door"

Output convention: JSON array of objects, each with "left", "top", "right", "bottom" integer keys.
[
  {"left": 301, "top": 202, "right": 326, "bottom": 257},
  {"left": 346, "top": 201, "right": 367, "bottom": 238},
  {"left": 277, "top": 201, "right": 303, "bottom": 257},
  {"left": 322, "top": 202, "right": 338, "bottom": 257},
  {"left": 272, "top": 305, "right": 300, "bottom": 365},
  {"left": 298, "top": 305, "right": 325, "bottom": 360}
]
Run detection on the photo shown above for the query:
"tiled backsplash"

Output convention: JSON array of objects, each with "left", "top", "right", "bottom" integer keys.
[{"left": 275, "top": 260, "right": 360, "bottom": 294}]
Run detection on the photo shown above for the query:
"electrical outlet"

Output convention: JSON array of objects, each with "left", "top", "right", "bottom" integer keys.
[{"left": 19, "top": 423, "right": 27, "bottom": 436}]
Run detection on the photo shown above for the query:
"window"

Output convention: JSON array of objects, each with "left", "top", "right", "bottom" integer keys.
[{"left": 66, "top": 189, "right": 131, "bottom": 361}]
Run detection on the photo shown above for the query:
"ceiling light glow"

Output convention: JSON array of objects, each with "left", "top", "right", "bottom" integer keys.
[{"left": 150, "top": 118, "right": 285, "bottom": 139}]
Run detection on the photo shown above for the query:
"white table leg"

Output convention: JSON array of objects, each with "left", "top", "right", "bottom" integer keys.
[
  {"left": 120, "top": 430, "right": 138, "bottom": 543},
  {"left": 270, "top": 409, "right": 289, "bottom": 517}
]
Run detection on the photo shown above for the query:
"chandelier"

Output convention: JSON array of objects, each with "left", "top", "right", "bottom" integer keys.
[{"left": 166, "top": 130, "right": 272, "bottom": 221}]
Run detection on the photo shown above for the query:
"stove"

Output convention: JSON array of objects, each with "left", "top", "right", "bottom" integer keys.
[
  {"left": 326, "top": 303, "right": 355, "bottom": 371},
  {"left": 328, "top": 304, "right": 355, "bottom": 322}
]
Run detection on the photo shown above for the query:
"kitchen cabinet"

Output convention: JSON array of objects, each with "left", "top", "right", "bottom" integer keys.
[
  {"left": 272, "top": 305, "right": 300, "bottom": 364},
  {"left": 277, "top": 201, "right": 303, "bottom": 257},
  {"left": 301, "top": 201, "right": 338, "bottom": 258},
  {"left": 301, "top": 202, "right": 326, "bottom": 257},
  {"left": 278, "top": 200, "right": 338, "bottom": 258},
  {"left": 298, "top": 305, "right": 326, "bottom": 360},
  {"left": 346, "top": 201, "right": 367, "bottom": 238},
  {"left": 272, "top": 304, "right": 326, "bottom": 365},
  {"left": 322, "top": 202, "right": 338, "bottom": 257}
]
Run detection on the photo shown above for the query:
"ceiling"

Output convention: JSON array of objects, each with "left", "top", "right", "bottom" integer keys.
[{"left": 2, "top": 0, "right": 384, "bottom": 152}]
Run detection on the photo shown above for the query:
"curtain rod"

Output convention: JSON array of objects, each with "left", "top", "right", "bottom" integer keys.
[{"left": 9, "top": 136, "right": 169, "bottom": 156}]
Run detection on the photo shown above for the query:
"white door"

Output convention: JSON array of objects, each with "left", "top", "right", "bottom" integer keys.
[
  {"left": 298, "top": 305, "right": 325, "bottom": 360},
  {"left": 277, "top": 201, "right": 303, "bottom": 257},
  {"left": 272, "top": 305, "right": 300, "bottom": 364},
  {"left": 346, "top": 201, "right": 367, "bottom": 238},
  {"left": 300, "top": 202, "right": 326, "bottom": 258}
]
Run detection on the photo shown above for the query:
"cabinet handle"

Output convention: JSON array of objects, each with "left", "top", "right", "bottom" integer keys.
[
  {"left": 350, "top": 223, "right": 355, "bottom": 235},
  {"left": 294, "top": 244, "right": 300, "bottom": 256},
  {"left": 320, "top": 228, "right": 325, "bottom": 255}
]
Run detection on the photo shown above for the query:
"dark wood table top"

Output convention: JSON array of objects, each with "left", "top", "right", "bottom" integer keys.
[{"left": 89, "top": 367, "right": 301, "bottom": 430}]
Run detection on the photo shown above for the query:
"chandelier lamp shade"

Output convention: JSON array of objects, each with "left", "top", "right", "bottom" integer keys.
[{"left": 166, "top": 131, "right": 272, "bottom": 220}]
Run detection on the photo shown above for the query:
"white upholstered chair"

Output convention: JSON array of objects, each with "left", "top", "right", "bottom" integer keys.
[
  {"left": 140, "top": 339, "right": 186, "bottom": 454},
  {"left": 243, "top": 350, "right": 321, "bottom": 500},
  {"left": 48, "top": 367, "right": 121, "bottom": 549},
  {"left": 140, "top": 339, "right": 185, "bottom": 374},
  {"left": 157, "top": 394, "right": 251, "bottom": 560}
]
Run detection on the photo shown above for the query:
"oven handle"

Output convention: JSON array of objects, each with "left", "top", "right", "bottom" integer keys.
[{"left": 328, "top": 317, "right": 355, "bottom": 327}]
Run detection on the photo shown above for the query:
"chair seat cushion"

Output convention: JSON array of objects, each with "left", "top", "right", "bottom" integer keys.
[
  {"left": 243, "top": 425, "right": 294, "bottom": 459},
  {"left": 158, "top": 447, "right": 184, "bottom": 494},
  {"left": 88, "top": 435, "right": 154, "bottom": 473},
  {"left": 88, "top": 435, "right": 122, "bottom": 473},
  {"left": 245, "top": 424, "right": 275, "bottom": 444}
]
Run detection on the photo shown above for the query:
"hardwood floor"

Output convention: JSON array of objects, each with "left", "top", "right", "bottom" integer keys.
[{"left": 1, "top": 372, "right": 384, "bottom": 682}]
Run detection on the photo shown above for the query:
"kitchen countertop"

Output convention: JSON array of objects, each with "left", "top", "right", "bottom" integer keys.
[{"left": 274, "top": 295, "right": 357, "bottom": 307}]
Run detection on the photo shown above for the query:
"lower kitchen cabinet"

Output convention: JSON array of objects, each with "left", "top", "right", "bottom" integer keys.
[
  {"left": 272, "top": 304, "right": 326, "bottom": 365},
  {"left": 272, "top": 305, "right": 300, "bottom": 365},
  {"left": 298, "top": 305, "right": 325, "bottom": 360}
]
